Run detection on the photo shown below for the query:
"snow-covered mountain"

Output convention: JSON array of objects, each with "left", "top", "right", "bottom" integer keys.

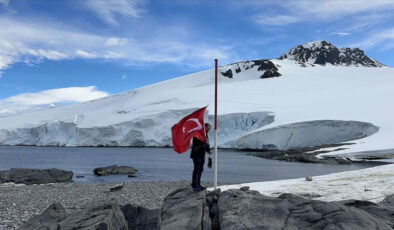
[
  {"left": 279, "top": 40, "right": 384, "bottom": 67},
  {"left": 0, "top": 41, "right": 393, "bottom": 160}
]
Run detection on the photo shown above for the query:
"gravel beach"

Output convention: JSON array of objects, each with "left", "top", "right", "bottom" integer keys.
[{"left": 0, "top": 181, "right": 230, "bottom": 230}]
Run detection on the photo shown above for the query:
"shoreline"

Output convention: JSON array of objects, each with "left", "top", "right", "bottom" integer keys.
[
  {"left": 0, "top": 181, "right": 232, "bottom": 230},
  {"left": 2, "top": 163, "right": 393, "bottom": 229},
  {"left": 2, "top": 144, "right": 393, "bottom": 165}
]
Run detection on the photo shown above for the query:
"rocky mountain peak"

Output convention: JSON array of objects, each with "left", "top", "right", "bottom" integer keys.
[{"left": 279, "top": 40, "right": 384, "bottom": 67}]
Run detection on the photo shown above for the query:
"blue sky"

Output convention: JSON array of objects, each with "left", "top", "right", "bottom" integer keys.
[{"left": 0, "top": 0, "right": 394, "bottom": 115}]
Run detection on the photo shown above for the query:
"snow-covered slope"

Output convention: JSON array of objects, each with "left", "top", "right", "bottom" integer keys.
[
  {"left": 217, "top": 164, "right": 394, "bottom": 202},
  {"left": 0, "top": 41, "right": 393, "bottom": 160}
]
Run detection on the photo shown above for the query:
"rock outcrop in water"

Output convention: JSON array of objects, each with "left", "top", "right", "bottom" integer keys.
[
  {"left": 93, "top": 165, "right": 138, "bottom": 177},
  {"left": 0, "top": 168, "right": 73, "bottom": 185}
]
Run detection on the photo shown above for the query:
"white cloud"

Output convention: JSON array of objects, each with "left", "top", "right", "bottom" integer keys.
[
  {"left": 0, "top": 14, "right": 235, "bottom": 74},
  {"left": 330, "top": 32, "right": 350, "bottom": 36},
  {"left": 3, "top": 86, "right": 109, "bottom": 105},
  {"left": 0, "top": 86, "right": 109, "bottom": 116},
  {"left": 254, "top": 0, "right": 394, "bottom": 26},
  {"left": 105, "top": 37, "right": 128, "bottom": 46},
  {"left": 75, "top": 50, "right": 97, "bottom": 59},
  {"left": 289, "top": 0, "right": 394, "bottom": 19},
  {"left": 26, "top": 49, "right": 68, "bottom": 60},
  {"left": 83, "top": 0, "right": 145, "bottom": 25},
  {"left": 0, "top": 0, "right": 9, "bottom": 6},
  {"left": 354, "top": 27, "right": 394, "bottom": 49},
  {"left": 255, "top": 15, "right": 300, "bottom": 26}
]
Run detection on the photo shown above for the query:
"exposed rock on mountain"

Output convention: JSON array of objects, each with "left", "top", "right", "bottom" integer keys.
[
  {"left": 279, "top": 40, "right": 384, "bottom": 67},
  {"left": 221, "top": 59, "right": 281, "bottom": 79},
  {"left": 221, "top": 69, "right": 233, "bottom": 78}
]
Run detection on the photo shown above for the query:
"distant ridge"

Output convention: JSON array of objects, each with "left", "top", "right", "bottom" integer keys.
[{"left": 279, "top": 40, "right": 384, "bottom": 67}]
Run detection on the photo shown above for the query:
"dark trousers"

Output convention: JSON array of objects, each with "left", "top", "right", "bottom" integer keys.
[{"left": 191, "top": 156, "right": 205, "bottom": 188}]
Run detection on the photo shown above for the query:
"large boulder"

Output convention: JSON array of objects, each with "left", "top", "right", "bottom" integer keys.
[
  {"left": 159, "top": 187, "right": 210, "bottom": 230},
  {"left": 18, "top": 203, "right": 68, "bottom": 230},
  {"left": 218, "top": 189, "right": 289, "bottom": 229},
  {"left": 121, "top": 204, "right": 159, "bottom": 230},
  {"left": 339, "top": 198, "right": 394, "bottom": 229},
  {"left": 380, "top": 194, "right": 394, "bottom": 207},
  {"left": 218, "top": 190, "right": 392, "bottom": 230},
  {"left": 0, "top": 168, "right": 73, "bottom": 185},
  {"left": 59, "top": 199, "right": 128, "bottom": 230},
  {"left": 93, "top": 165, "right": 138, "bottom": 176}
]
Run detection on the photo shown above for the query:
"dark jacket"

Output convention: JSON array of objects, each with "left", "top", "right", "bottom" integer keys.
[{"left": 190, "top": 137, "right": 210, "bottom": 159}]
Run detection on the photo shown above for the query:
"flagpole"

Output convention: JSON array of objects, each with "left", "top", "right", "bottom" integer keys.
[{"left": 214, "top": 59, "right": 218, "bottom": 190}]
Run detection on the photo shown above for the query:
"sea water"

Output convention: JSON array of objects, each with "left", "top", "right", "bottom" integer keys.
[{"left": 0, "top": 146, "right": 373, "bottom": 183}]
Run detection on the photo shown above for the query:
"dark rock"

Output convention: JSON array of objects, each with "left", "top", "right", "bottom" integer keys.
[
  {"left": 76, "top": 175, "right": 84, "bottom": 178},
  {"left": 253, "top": 60, "right": 278, "bottom": 71},
  {"left": 380, "top": 194, "right": 394, "bottom": 207},
  {"left": 94, "top": 165, "right": 138, "bottom": 176},
  {"left": 235, "top": 67, "right": 241, "bottom": 73},
  {"left": 109, "top": 182, "right": 125, "bottom": 192},
  {"left": 0, "top": 168, "right": 73, "bottom": 185},
  {"left": 217, "top": 190, "right": 392, "bottom": 229},
  {"left": 18, "top": 203, "right": 67, "bottom": 230},
  {"left": 279, "top": 40, "right": 384, "bottom": 67},
  {"left": 159, "top": 187, "right": 208, "bottom": 230},
  {"left": 221, "top": 69, "right": 233, "bottom": 78},
  {"left": 260, "top": 69, "right": 281, "bottom": 78},
  {"left": 339, "top": 199, "right": 394, "bottom": 228},
  {"left": 287, "top": 154, "right": 321, "bottom": 163},
  {"left": 60, "top": 199, "right": 127, "bottom": 230},
  {"left": 121, "top": 204, "right": 159, "bottom": 230},
  {"left": 240, "top": 186, "right": 249, "bottom": 191},
  {"left": 332, "top": 157, "right": 352, "bottom": 164},
  {"left": 218, "top": 189, "right": 290, "bottom": 229}
]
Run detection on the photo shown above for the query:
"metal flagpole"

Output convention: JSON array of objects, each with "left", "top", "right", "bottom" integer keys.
[{"left": 214, "top": 59, "right": 218, "bottom": 190}]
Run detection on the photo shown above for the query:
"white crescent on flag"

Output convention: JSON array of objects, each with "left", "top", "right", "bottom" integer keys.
[{"left": 182, "top": 118, "right": 203, "bottom": 134}]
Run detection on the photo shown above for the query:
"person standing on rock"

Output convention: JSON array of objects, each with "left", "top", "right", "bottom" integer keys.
[{"left": 190, "top": 123, "right": 212, "bottom": 191}]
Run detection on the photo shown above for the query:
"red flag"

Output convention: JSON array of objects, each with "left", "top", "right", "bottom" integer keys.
[{"left": 171, "top": 107, "right": 207, "bottom": 153}]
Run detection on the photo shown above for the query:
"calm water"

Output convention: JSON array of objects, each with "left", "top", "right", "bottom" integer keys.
[{"left": 0, "top": 146, "right": 373, "bottom": 183}]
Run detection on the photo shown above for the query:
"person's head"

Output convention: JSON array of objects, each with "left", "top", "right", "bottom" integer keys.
[{"left": 205, "top": 123, "right": 211, "bottom": 132}]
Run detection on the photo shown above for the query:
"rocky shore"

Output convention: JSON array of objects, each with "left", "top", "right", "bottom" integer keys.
[
  {"left": 0, "top": 181, "right": 228, "bottom": 230},
  {"left": 7, "top": 185, "right": 394, "bottom": 230},
  {"left": 245, "top": 145, "right": 390, "bottom": 165}
]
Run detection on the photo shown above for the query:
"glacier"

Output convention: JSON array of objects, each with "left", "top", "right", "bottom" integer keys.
[
  {"left": 0, "top": 109, "right": 274, "bottom": 147},
  {"left": 0, "top": 41, "right": 393, "bottom": 161}
]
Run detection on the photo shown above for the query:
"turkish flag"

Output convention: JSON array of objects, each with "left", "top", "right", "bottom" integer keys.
[{"left": 171, "top": 107, "right": 207, "bottom": 154}]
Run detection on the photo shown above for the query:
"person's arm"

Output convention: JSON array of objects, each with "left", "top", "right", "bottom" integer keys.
[{"left": 204, "top": 143, "right": 212, "bottom": 154}]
